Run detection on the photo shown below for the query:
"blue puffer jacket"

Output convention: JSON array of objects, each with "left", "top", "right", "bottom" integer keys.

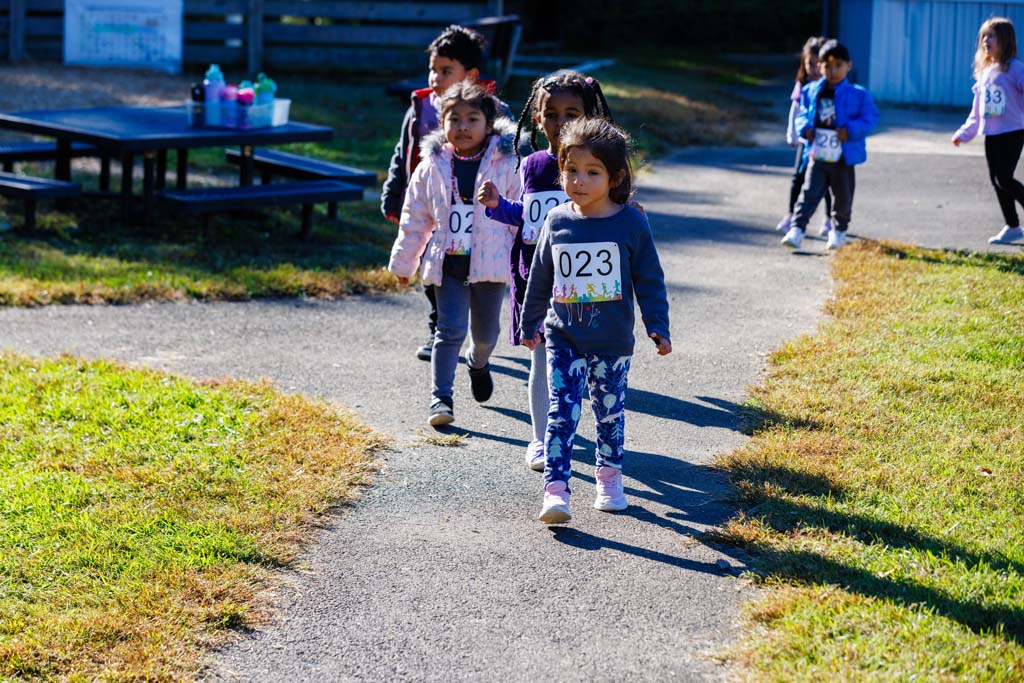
[{"left": 796, "top": 78, "right": 880, "bottom": 166}]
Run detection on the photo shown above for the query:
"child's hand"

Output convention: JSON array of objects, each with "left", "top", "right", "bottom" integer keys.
[
  {"left": 522, "top": 333, "right": 541, "bottom": 350},
  {"left": 649, "top": 333, "right": 672, "bottom": 356},
  {"left": 628, "top": 199, "right": 647, "bottom": 216},
  {"left": 837, "top": 127, "right": 849, "bottom": 142},
  {"left": 477, "top": 180, "right": 501, "bottom": 209},
  {"left": 803, "top": 128, "right": 815, "bottom": 142},
  {"left": 952, "top": 135, "right": 962, "bottom": 147},
  {"left": 385, "top": 214, "right": 400, "bottom": 226}
]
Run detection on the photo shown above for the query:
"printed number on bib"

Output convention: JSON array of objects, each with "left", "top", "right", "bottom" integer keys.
[
  {"left": 985, "top": 84, "right": 1006, "bottom": 117},
  {"left": 811, "top": 129, "right": 842, "bottom": 163},
  {"left": 522, "top": 190, "right": 570, "bottom": 244},
  {"left": 445, "top": 203, "right": 473, "bottom": 255},
  {"left": 552, "top": 242, "right": 622, "bottom": 304}
]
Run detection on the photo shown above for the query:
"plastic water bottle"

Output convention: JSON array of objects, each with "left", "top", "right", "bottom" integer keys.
[
  {"left": 220, "top": 84, "right": 239, "bottom": 127},
  {"left": 203, "top": 64, "right": 225, "bottom": 126},
  {"left": 237, "top": 86, "right": 255, "bottom": 128},
  {"left": 255, "top": 72, "right": 277, "bottom": 105}
]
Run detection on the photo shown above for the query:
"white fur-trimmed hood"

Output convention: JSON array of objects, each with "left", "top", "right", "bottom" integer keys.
[{"left": 419, "top": 116, "right": 518, "bottom": 160}]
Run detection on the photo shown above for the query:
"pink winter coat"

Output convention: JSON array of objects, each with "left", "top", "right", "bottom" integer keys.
[{"left": 388, "top": 118, "right": 521, "bottom": 286}]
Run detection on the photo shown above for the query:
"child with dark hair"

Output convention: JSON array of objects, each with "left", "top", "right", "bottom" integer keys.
[
  {"left": 777, "top": 36, "right": 833, "bottom": 238},
  {"left": 953, "top": 17, "right": 1024, "bottom": 244},
  {"left": 388, "top": 82, "right": 520, "bottom": 427},
  {"left": 476, "top": 70, "right": 613, "bottom": 472},
  {"left": 520, "top": 118, "right": 671, "bottom": 524},
  {"left": 782, "top": 39, "right": 879, "bottom": 251},
  {"left": 381, "top": 24, "right": 512, "bottom": 361}
]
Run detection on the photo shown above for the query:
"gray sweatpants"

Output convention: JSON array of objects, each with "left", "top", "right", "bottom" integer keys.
[
  {"left": 793, "top": 157, "right": 856, "bottom": 231},
  {"left": 432, "top": 272, "right": 505, "bottom": 402},
  {"left": 529, "top": 340, "right": 548, "bottom": 443}
]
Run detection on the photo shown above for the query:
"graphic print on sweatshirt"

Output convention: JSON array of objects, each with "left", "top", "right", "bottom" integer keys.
[{"left": 552, "top": 241, "right": 622, "bottom": 304}]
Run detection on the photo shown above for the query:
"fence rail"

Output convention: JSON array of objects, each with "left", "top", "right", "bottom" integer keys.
[{"left": 1, "top": 0, "right": 504, "bottom": 74}]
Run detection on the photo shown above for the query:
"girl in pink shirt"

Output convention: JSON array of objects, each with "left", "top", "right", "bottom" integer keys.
[{"left": 953, "top": 17, "right": 1024, "bottom": 244}]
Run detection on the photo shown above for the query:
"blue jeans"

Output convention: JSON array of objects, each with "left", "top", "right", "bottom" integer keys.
[
  {"left": 431, "top": 272, "right": 505, "bottom": 402},
  {"left": 544, "top": 347, "right": 631, "bottom": 492}
]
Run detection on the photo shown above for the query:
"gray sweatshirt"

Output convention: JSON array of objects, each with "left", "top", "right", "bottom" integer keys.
[{"left": 520, "top": 203, "right": 671, "bottom": 356}]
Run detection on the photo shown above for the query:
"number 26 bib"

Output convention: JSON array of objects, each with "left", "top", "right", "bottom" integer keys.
[
  {"left": 810, "top": 129, "right": 842, "bottom": 163},
  {"left": 552, "top": 242, "right": 622, "bottom": 304},
  {"left": 445, "top": 202, "right": 473, "bottom": 255},
  {"left": 521, "top": 190, "right": 570, "bottom": 244},
  {"left": 985, "top": 83, "right": 1006, "bottom": 117}
]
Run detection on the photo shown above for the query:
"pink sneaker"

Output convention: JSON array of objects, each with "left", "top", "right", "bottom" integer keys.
[
  {"left": 594, "top": 466, "right": 628, "bottom": 511},
  {"left": 538, "top": 481, "right": 571, "bottom": 524}
]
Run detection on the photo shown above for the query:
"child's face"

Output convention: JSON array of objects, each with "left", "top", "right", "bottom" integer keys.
[
  {"left": 982, "top": 28, "right": 1001, "bottom": 60},
  {"left": 429, "top": 55, "right": 478, "bottom": 98},
  {"left": 535, "top": 91, "right": 585, "bottom": 153},
  {"left": 805, "top": 55, "right": 822, "bottom": 80},
  {"left": 561, "top": 147, "right": 623, "bottom": 214},
  {"left": 444, "top": 102, "right": 491, "bottom": 156},
  {"left": 820, "top": 56, "right": 851, "bottom": 85}
]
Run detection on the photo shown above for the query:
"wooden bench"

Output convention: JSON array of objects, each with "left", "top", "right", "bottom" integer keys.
[
  {"left": 225, "top": 148, "right": 376, "bottom": 220},
  {"left": 158, "top": 180, "right": 364, "bottom": 239},
  {"left": 0, "top": 172, "right": 81, "bottom": 231},
  {"left": 0, "top": 141, "right": 112, "bottom": 190}
]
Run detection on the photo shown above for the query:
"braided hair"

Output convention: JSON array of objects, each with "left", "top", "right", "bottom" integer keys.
[{"left": 513, "top": 70, "right": 613, "bottom": 169}]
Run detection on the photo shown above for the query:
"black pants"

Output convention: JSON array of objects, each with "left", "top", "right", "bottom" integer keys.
[
  {"left": 789, "top": 144, "right": 832, "bottom": 216},
  {"left": 793, "top": 158, "right": 855, "bottom": 232},
  {"left": 424, "top": 284, "right": 438, "bottom": 333},
  {"left": 985, "top": 129, "right": 1024, "bottom": 227}
]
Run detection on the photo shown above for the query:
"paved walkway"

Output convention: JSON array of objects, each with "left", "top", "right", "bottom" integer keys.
[{"left": 0, "top": 96, "right": 1011, "bottom": 682}]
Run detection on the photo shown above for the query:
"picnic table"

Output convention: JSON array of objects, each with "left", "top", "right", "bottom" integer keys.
[{"left": 0, "top": 106, "right": 334, "bottom": 221}]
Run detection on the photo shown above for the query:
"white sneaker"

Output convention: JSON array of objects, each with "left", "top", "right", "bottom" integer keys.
[
  {"left": 776, "top": 214, "right": 793, "bottom": 232},
  {"left": 819, "top": 217, "right": 833, "bottom": 237},
  {"left": 525, "top": 440, "right": 545, "bottom": 472},
  {"left": 781, "top": 226, "right": 804, "bottom": 249},
  {"left": 593, "top": 466, "right": 628, "bottom": 511},
  {"left": 538, "top": 481, "right": 571, "bottom": 524},
  {"left": 826, "top": 230, "right": 847, "bottom": 250},
  {"left": 988, "top": 225, "right": 1024, "bottom": 244}
]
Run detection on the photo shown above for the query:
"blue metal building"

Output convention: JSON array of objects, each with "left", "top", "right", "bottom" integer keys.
[{"left": 826, "top": 0, "right": 1024, "bottom": 105}]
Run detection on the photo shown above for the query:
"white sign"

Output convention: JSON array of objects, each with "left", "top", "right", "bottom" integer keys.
[
  {"left": 552, "top": 241, "right": 622, "bottom": 304},
  {"left": 522, "top": 190, "right": 570, "bottom": 244},
  {"left": 65, "top": 0, "right": 183, "bottom": 74},
  {"left": 811, "top": 129, "right": 842, "bottom": 163},
  {"left": 445, "top": 203, "right": 474, "bottom": 255}
]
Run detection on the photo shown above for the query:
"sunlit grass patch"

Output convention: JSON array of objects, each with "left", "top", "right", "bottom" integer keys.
[
  {"left": 717, "top": 240, "right": 1024, "bottom": 681},
  {"left": 0, "top": 352, "right": 385, "bottom": 679}
]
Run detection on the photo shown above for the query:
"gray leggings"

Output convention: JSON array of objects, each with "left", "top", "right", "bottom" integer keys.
[
  {"left": 432, "top": 272, "right": 505, "bottom": 401},
  {"left": 529, "top": 340, "right": 548, "bottom": 443}
]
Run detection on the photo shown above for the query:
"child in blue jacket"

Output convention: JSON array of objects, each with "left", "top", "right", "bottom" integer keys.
[{"left": 781, "top": 39, "right": 880, "bottom": 251}]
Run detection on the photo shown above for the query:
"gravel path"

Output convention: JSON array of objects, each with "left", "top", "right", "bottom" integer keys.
[{"left": 0, "top": 76, "right": 1009, "bottom": 681}]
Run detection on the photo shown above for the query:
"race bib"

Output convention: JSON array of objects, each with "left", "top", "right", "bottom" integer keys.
[
  {"left": 445, "top": 203, "right": 473, "bottom": 255},
  {"left": 810, "top": 128, "right": 842, "bottom": 163},
  {"left": 985, "top": 83, "right": 1006, "bottom": 117},
  {"left": 522, "top": 190, "right": 570, "bottom": 244},
  {"left": 552, "top": 242, "right": 622, "bottom": 304}
]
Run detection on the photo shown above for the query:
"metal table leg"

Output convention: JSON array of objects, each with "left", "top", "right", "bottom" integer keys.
[{"left": 176, "top": 148, "right": 188, "bottom": 190}]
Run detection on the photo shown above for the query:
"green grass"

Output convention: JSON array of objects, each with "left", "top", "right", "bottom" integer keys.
[
  {"left": 715, "top": 241, "right": 1024, "bottom": 682},
  {"left": 0, "top": 56, "right": 764, "bottom": 307},
  {"left": 0, "top": 352, "right": 385, "bottom": 679}
]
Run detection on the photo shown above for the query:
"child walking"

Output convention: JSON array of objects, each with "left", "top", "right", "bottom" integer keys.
[
  {"left": 388, "top": 83, "right": 520, "bottom": 427},
  {"left": 777, "top": 36, "right": 834, "bottom": 238},
  {"left": 782, "top": 39, "right": 879, "bottom": 251},
  {"left": 953, "top": 17, "right": 1024, "bottom": 245},
  {"left": 476, "top": 70, "right": 614, "bottom": 472},
  {"left": 520, "top": 118, "right": 671, "bottom": 524}
]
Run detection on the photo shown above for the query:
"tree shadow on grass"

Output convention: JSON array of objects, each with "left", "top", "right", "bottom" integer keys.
[{"left": 873, "top": 240, "right": 1024, "bottom": 278}]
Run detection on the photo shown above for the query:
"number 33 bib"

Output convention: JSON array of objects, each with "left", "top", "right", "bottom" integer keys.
[
  {"left": 552, "top": 242, "right": 622, "bottom": 303},
  {"left": 810, "top": 129, "right": 842, "bottom": 163},
  {"left": 985, "top": 83, "right": 1006, "bottom": 117}
]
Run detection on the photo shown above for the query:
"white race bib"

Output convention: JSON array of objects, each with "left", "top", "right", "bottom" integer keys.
[
  {"left": 810, "top": 128, "right": 842, "bottom": 163},
  {"left": 985, "top": 83, "right": 1006, "bottom": 117},
  {"left": 552, "top": 241, "right": 622, "bottom": 304},
  {"left": 445, "top": 203, "right": 473, "bottom": 255},
  {"left": 522, "top": 190, "right": 570, "bottom": 244}
]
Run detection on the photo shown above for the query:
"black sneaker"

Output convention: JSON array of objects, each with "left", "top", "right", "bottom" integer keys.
[
  {"left": 468, "top": 364, "right": 493, "bottom": 403},
  {"left": 428, "top": 396, "right": 454, "bottom": 427},
  {"left": 415, "top": 330, "right": 434, "bottom": 361}
]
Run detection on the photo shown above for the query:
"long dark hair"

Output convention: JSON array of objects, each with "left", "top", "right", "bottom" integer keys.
[
  {"left": 557, "top": 118, "right": 633, "bottom": 205},
  {"left": 796, "top": 36, "right": 827, "bottom": 84},
  {"left": 513, "top": 70, "right": 613, "bottom": 168}
]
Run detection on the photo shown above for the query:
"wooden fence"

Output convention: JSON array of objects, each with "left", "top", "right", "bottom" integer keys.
[{"left": 0, "top": 0, "right": 505, "bottom": 74}]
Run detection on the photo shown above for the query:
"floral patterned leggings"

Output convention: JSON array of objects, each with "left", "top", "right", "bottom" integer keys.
[{"left": 544, "top": 347, "right": 632, "bottom": 493}]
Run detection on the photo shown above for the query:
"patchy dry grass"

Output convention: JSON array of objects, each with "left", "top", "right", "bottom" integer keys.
[
  {"left": 0, "top": 352, "right": 386, "bottom": 680},
  {"left": 717, "top": 241, "right": 1024, "bottom": 682},
  {"left": 413, "top": 430, "right": 468, "bottom": 448}
]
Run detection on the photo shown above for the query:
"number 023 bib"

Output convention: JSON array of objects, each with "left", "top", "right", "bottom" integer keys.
[
  {"left": 521, "top": 190, "right": 570, "bottom": 244},
  {"left": 810, "top": 129, "right": 842, "bottom": 163},
  {"left": 552, "top": 241, "right": 622, "bottom": 304}
]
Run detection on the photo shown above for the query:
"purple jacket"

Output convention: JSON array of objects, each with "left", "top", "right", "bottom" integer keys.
[{"left": 955, "top": 59, "right": 1024, "bottom": 142}]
